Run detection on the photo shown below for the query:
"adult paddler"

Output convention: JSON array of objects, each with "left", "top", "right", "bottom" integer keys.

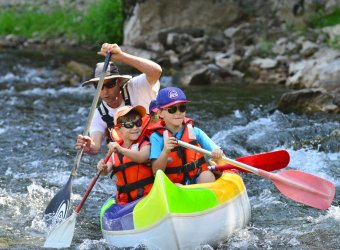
[{"left": 75, "top": 42, "right": 162, "bottom": 155}]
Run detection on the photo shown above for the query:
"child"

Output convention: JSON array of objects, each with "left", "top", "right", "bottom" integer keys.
[
  {"left": 149, "top": 87, "right": 224, "bottom": 185},
  {"left": 148, "top": 99, "right": 160, "bottom": 124},
  {"left": 97, "top": 105, "right": 154, "bottom": 204}
]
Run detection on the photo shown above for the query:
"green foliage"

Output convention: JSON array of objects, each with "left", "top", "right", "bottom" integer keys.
[
  {"left": 309, "top": 8, "right": 340, "bottom": 28},
  {"left": 307, "top": 8, "right": 340, "bottom": 50},
  {"left": 0, "top": 0, "right": 123, "bottom": 44},
  {"left": 80, "top": 0, "right": 123, "bottom": 43},
  {"left": 257, "top": 39, "right": 274, "bottom": 57},
  {"left": 328, "top": 35, "right": 340, "bottom": 50}
]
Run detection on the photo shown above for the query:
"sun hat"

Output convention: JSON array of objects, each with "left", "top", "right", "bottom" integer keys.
[
  {"left": 82, "top": 62, "right": 132, "bottom": 86},
  {"left": 114, "top": 105, "right": 146, "bottom": 125},
  {"left": 156, "top": 87, "right": 190, "bottom": 109},
  {"left": 148, "top": 99, "right": 159, "bottom": 114}
]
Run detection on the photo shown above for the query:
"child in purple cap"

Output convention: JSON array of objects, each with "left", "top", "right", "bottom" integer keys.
[{"left": 149, "top": 87, "right": 224, "bottom": 185}]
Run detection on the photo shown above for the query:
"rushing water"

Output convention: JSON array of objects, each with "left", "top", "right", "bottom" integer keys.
[{"left": 0, "top": 50, "right": 339, "bottom": 250}]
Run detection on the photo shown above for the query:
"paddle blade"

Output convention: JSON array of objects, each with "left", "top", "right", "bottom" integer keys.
[
  {"left": 44, "top": 212, "right": 77, "bottom": 248},
  {"left": 215, "top": 150, "right": 290, "bottom": 173},
  {"left": 260, "top": 169, "right": 335, "bottom": 210},
  {"left": 43, "top": 176, "right": 72, "bottom": 226}
]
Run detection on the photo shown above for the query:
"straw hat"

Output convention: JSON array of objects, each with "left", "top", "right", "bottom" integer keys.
[{"left": 82, "top": 62, "right": 132, "bottom": 86}]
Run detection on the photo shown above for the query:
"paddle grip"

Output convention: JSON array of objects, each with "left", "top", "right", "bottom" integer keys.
[
  {"left": 74, "top": 153, "right": 111, "bottom": 213},
  {"left": 209, "top": 164, "right": 244, "bottom": 172}
]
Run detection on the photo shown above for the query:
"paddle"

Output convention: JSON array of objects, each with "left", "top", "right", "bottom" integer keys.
[
  {"left": 43, "top": 53, "right": 112, "bottom": 226},
  {"left": 209, "top": 150, "right": 290, "bottom": 172},
  {"left": 44, "top": 153, "right": 111, "bottom": 248},
  {"left": 177, "top": 140, "right": 335, "bottom": 210}
]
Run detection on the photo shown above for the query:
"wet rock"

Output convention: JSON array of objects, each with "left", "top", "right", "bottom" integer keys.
[
  {"left": 287, "top": 48, "right": 340, "bottom": 90},
  {"left": 272, "top": 38, "right": 300, "bottom": 55},
  {"left": 300, "top": 41, "right": 318, "bottom": 57},
  {"left": 0, "top": 34, "right": 26, "bottom": 49},
  {"left": 278, "top": 88, "right": 339, "bottom": 114},
  {"left": 65, "top": 61, "right": 93, "bottom": 82},
  {"left": 251, "top": 57, "right": 278, "bottom": 69},
  {"left": 333, "top": 88, "right": 340, "bottom": 106},
  {"left": 178, "top": 62, "right": 211, "bottom": 86},
  {"left": 322, "top": 24, "right": 340, "bottom": 42}
]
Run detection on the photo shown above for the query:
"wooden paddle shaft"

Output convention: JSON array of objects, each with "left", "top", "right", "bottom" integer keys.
[
  {"left": 71, "top": 53, "right": 112, "bottom": 176},
  {"left": 177, "top": 140, "right": 260, "bottom": 175},
  {"left": 83, "top": 53, "right": 111, "bottom": 136}
]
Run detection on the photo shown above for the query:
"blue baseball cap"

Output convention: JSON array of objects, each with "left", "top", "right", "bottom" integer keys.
[
  {"left": 156, "top": 87, "right": 190, "bottom": 109},
  {"left": 149, "top": 99, "right": 159, "bottom": 113}
]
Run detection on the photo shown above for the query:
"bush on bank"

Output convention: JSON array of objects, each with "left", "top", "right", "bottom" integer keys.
[{"left": 0, "top": 0, "right": 123, "bottom": 44}]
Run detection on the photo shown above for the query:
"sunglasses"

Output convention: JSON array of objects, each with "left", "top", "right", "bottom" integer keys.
[
  {"left": 117, "top": 118, "right": 142, "bottom": 129},
  {"left": 93, "top": 79, "right": 117, "bottom": 90},
  {"left": 166, "top": 105, "right": 186, "bottom": 114}
]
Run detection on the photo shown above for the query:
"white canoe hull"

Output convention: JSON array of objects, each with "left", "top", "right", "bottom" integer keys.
[{"left": 103, "top": 189, "right": 250, "bottom": 250}]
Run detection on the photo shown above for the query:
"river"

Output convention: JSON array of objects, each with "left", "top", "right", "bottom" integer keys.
[{"left": 0, "top": 50, "right": 339, "bottom": 250}]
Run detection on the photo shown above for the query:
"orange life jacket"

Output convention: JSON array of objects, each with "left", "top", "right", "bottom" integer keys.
[
  {"left": 110, "top": 140, "right": 154, "bottom": 204},
  {"left": 150, "top": 118, "right": 208, "bottom": 184}
]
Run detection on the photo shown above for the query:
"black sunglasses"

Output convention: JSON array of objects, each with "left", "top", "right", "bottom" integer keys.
[
  {"left": 117, "top": 118, "right": 142, "bottom": 129},
  {"left": 93, "top": 79, "right": 117, "bottom": 90},
  {"left": 166, "top": 105, "right": 186, "bottom": 114}
]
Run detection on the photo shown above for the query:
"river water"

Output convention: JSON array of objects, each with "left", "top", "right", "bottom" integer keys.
[{"left": 0, "top": 50, "right": 339, "bottom": 250}]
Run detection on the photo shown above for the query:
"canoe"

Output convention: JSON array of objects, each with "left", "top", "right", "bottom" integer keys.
[{"left": 100, "top": 170, "right": 251, "bottom": 250}]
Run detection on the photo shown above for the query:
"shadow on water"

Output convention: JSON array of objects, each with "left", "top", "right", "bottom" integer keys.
[{"left": 0, "top": 50, "right": 339, "bottom": 249}]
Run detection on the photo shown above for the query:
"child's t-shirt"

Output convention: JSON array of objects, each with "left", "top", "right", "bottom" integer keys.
[{"left": 149, "top": 127, "right": 219, "bottom": 160}]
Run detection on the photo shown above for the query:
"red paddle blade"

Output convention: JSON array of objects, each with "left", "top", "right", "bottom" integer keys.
[
  {"left": 215, "top": 150, "right": 290, "bottom": 173},
  {"left": 259, "top": 169, "right": 335, "bottom": 210}
]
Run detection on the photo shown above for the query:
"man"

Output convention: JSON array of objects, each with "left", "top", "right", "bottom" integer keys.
[{"left": 75, "top": 43, "right": 162, "bottom": 155}]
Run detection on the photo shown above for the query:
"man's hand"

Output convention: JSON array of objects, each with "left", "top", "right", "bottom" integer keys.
[
  {"left": 98, "top": 43, "right": 122, "bottom": 58},
  {"left": 75, "top": 135, "right": 95, "bottom": 153}
]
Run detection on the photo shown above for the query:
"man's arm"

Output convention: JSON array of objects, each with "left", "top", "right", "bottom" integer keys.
[{"left": 99, "top": 43, "right": 162, "bottom": 85}]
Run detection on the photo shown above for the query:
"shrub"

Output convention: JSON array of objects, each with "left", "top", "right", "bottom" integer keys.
[{"left": 0, "top": 0, "right": 123, "bottom": 44}]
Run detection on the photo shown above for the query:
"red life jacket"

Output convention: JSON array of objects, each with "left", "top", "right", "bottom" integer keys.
[
  {"left": 150, "top": 118, "right": 208, "bottom": 184},
  {"left": 110, "top": 140, "right": 154, "bottom": 204}
]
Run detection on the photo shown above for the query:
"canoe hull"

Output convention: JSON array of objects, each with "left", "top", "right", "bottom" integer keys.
[{"left": 101, "top": 171, "right": 251, "bottom": 249}]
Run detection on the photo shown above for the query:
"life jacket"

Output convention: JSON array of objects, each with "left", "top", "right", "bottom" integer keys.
[
  {"left": 98, "top": 83, "right": 131, "bottom": 143},
  {"left": 110, "top": 139, "right": 154, "bottom": 204},
  {"left": 150, "top": 118, "right": 208, "bottom": 184}
]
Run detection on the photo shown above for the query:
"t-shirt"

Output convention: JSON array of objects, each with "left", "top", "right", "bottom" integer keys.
[
  {"left": 90, "top": 73, "right": 160, "bottom": 135},
  {"left": 149, "top": 126, "right": 220, "bottom": 160}
]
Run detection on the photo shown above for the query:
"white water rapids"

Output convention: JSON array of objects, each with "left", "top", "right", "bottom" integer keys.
[{"left": 0, "top": 51, "right": 339, "bottom": 249}]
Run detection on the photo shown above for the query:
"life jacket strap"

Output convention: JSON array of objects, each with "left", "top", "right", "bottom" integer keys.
[
  {"left": 164, "top": 157, "right": 206, "bottom": 174},
  {"left": 121, "top": 83, "right": 131, "bottom": 106},
  {"left": 117, "top": 176, "right": 154, "bottom": 194},
  {"left": 98, "top": 103, "right": 114, "bottom": 128}
]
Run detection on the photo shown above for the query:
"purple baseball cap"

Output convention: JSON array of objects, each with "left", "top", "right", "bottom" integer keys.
[
  {"left": 156, "top": 87, "right": 190, "bottom": 109},
  {"left": 149, "top": 99, "right": 159, "bottom": 114}
]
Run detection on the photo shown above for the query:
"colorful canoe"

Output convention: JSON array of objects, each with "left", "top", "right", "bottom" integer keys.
[{"left": 100, "top": 170, "right": 251, "bottom": 249}]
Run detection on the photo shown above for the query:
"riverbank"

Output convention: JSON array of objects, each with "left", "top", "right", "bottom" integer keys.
[{"left": 1, "top": 0, "right": 340, "bottom": 114}]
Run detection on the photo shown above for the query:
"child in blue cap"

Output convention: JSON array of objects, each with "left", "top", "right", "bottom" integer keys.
[{"left": 149, "top": 87, "right": 224, "bottom": 184}]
